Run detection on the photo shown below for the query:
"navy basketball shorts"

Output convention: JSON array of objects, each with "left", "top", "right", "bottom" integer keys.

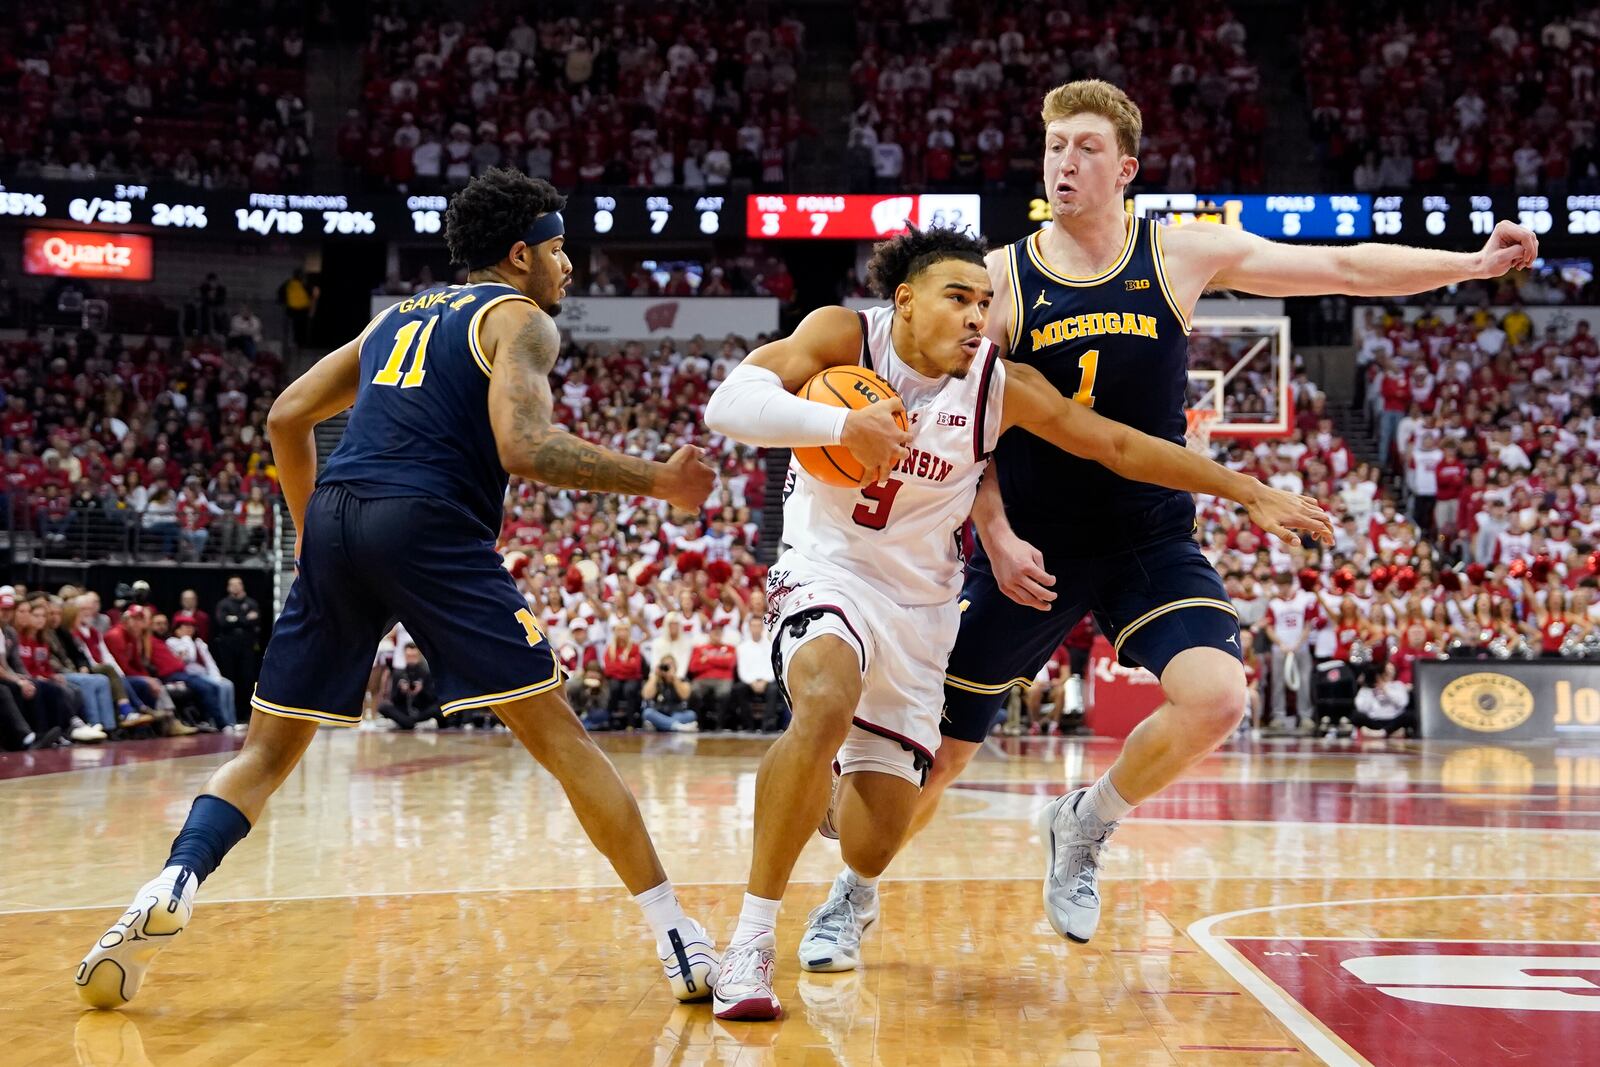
[
  {"left": 252, "top": 485, "right": 561, "bottom": 726},
  {"left": 941, "top": 532, "right": 1241, "bottom": 744}
]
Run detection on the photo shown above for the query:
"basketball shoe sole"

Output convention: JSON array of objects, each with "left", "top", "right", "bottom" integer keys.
[{"left": 76, "top": 867, "right": 196, "bottom": 1008}]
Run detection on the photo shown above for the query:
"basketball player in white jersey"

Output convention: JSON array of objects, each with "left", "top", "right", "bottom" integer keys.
[
  {"left": 830, "top": 80, "right": 1539, "bottom": 957},
  {"left": 701, "top": 226, "right": 1331, "bottom": 1020}
]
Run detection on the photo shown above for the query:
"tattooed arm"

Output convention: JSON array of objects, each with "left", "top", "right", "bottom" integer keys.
[{"left": 484, "top": 301, "right": 714, "bottom": 510}]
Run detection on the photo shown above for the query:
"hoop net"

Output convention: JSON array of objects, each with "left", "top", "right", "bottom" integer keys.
[{"left": 1185, "top": 407, "right": 1221, "bottom": 452}]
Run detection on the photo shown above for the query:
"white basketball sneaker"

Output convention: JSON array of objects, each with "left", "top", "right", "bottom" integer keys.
[
  {"left": 76, "top": 866, "right": 197, "bottom": 1008},
  {"left": 797, "top": 873, "right": 878, "bottom": 972},
  {"left": 1032, "top": 787, "right": 1117, "bottom": 944},
  {"left": 712, "top": 933, "right": 781, "bottom": 1020},
  {"left": 657, "top": 918, "right": 719, "bottom": 1002}
]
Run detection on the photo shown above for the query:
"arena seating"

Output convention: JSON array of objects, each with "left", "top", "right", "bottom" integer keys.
[
  {"left": 350, "top": 3, "right": 810, "bottom": 191},
  {"left": 0, "top": 6, "right": 311, "bottom": 188},
  {"left": 847, "top": 3, "right": 1267, "bottom": 192},
  {"left": 1298, "top": 2, "right": 1600, "bottom": 191}
]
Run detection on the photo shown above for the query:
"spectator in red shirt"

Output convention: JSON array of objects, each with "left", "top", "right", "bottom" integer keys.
[
  {"left": 2, "top": 395, "right": 37, "bottom": 443},
  {"left": 176, "top": 482, "right": 215, "bottom": 560},
  {"left": 602, "top": 623, "right": 645, "bottom": 729},
  {"left": 1378, "top": 361, "right": 1411, "bottom": 464},
  {"left": 688, "top": 627, "right": 739, "bottom": 729},
  {"left": 1433, "top": 440, "right": 1467, "bottom": 539}
]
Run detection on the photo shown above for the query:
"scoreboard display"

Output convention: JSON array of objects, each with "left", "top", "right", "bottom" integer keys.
[
  {"left": 745, "top": 194, "right": 981, "bottom": 239},
  {"left": 1130, "top": 193, "right": 1372, "bottom": 238},
  {"left": 1370, "top": 193, "right": 1598, "bottom": 242},
  {"left": 0, "top": 180, "right": 744, "bottom": 244},
  {"left": 1, "top": 176, "right": 1594, "bottom": 249},
  {"left": 567, "top": 192, "right": 734, "bottom": 241}
]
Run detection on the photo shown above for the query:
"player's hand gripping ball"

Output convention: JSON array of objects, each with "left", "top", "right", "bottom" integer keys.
[{"left": 793, "top": 366, "right": 911, "bottom": 487}]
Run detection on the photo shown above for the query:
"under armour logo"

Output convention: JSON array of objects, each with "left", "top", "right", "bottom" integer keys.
[
  {"left": 1226, "top": 633, "right": 1239, "bottom": 647},
  {"left": 1033, "top": 289, "right": 1050, "bottom": 309}
]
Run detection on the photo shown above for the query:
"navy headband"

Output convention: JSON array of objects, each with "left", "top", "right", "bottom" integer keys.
[
  {"left": 522, "top": 210, "right": 565, "bottom": 247},
  {"left": 470, "top": 211, "right": 565, "bottom": 269}
]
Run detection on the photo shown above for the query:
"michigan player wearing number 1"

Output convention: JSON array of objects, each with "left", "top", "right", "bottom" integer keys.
[
  {"left": 699, "top": 226, "right": 1330, "bottom": 1020},
  {"left": 75, "top": 169, "right": 723, "bottom": 1010},
  {"left": 833, "top": 80, "right": 1542, "bottom": 953}
]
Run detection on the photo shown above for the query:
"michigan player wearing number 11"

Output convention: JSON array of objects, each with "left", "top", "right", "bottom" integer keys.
[
  {"left": 700, "top": 226, "right": 1332, "bottom": 1019},
  {"left": 76, "top": 169, "right": 725, "bottom": 1011}
]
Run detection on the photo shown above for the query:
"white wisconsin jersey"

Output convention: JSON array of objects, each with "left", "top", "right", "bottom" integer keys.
[{"left": 782, "top": 304, "right": 1006, "bottom": 605}]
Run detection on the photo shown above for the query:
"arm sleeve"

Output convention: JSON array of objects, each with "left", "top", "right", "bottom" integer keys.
[{"left": 704, "top": 363, "right": 848, "bottom": 447}]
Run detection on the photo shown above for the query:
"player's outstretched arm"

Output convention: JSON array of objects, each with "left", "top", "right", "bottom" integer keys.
[
  {"left": 1171, "top": 218, "right": 1538, "bottom": 298},
  {"left": 704, "top": 305, "right": 909, "bottom": 482},
  {"left": 485, "top": 303, "right": 714, "bottom": 512},
  {"left": 1000, "top": 361, "right": 1333, "bottom": 544}
]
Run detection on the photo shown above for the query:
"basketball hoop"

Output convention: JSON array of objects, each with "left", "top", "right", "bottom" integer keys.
[{"left": 1185, "top": 407, "right": 1220, "bottom": 453}]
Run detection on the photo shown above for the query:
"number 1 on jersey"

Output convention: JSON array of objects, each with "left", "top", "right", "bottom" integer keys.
[
  {"left": 852, "top": 478, "right": 903, "bottom": 530},
  {"left": 1073, "top": 349, "right": 1099, "bottom": 407},
  {"left": 374, "top": 315, "right": 439, "bottom": 389}
]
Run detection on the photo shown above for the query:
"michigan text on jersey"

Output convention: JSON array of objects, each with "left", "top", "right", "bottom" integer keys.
[{"left": 1029, "top": 311, "right": 1160, "bottom": 352}]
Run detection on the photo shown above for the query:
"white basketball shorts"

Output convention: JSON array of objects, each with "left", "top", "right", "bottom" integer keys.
[{"left": 766, "top": 549, "right": 960, "bottom": 786}]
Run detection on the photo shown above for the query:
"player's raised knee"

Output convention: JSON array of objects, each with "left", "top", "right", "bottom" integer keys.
[
  {"left": 1180, "top": 676, "right": 1248, "bottom": 743},
  {"left": 1163, "top": 648, "right": 1248, "bottom": 744}
]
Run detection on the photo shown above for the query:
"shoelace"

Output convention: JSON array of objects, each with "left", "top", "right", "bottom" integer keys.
[
  {"left": 1068, "top": 837, "right": 1105, "bottom": 902},
  {"left": 721, "top": 942, "right": 769, "bottom": 987},
  {"left": 805, "top": 895, "right": 859, "bottom": 947}
]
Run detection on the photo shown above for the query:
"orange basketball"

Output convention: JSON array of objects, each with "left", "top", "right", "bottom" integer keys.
[{"left": 792, "top": 366, "right": 909, "bottom": 487}]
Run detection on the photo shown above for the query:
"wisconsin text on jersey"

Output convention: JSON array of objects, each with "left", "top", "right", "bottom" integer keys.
[
  {"left": 890, "top": 447, "right": 955, "bottom": 482},
  {"left": 1027, "top": 310, "right": 1161, "bottom": 352}
]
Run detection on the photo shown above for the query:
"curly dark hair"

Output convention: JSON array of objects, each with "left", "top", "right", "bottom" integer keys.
[
  {"left": 444, "top": 167, "right": 567, "bottom": 270},
  {"left": 864, "top": 225, "right": 989, "bottom": 299}
]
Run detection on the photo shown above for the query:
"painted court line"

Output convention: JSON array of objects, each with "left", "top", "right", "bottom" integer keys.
[
  {"left": 1186, "top": 892, "right": 1598, "bottom": 1067},
  {"left": 14, "top": 878, "right": 1600, "bottom": 920}
]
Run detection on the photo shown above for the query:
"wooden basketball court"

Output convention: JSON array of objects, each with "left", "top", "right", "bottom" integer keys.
[{"left": 4, "top": 730, "right": 1597, "bottom": 1065}]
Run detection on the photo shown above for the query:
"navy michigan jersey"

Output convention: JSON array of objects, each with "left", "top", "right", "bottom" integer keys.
[
  {"left": 998, "top": 215, "right": 1193, "bottom": 553},
  {"left": 320, "top": 281, "right": 536, "bottom": 532},
  {"left": 252, "top": 278, "right": 563, "bottom": 727}
]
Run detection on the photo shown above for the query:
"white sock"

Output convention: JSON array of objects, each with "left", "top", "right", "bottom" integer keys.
[
  {"left": 1076, "top": 773, "right": 1133, "bottom": 830},
  {"left": 634, "top": 880, "right": 690, "bottom": 943},
  {"left": 731, "top": 893, "right": 781, "bottom": 945},
  {"left": 842, "top": 867, "right": 878, "bottom": 893}
]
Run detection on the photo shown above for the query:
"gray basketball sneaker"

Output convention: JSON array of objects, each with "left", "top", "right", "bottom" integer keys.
[{"left": 1032, "top": 787, "right": 1118, "bottom": 944}]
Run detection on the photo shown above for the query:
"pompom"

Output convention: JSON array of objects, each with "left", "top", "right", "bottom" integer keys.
[{"left": 1395, "top": 565, "right": 1418, "bottom": 593}]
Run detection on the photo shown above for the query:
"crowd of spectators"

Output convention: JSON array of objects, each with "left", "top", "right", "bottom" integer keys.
[
  {"left": 346, "top": 3, "right": 812, "bottom": 192},
  {"left": 0, "top": 321, "right": 283, "bottom": 560},
  {"left": 573, "top": 252, "right": 795, "bottom": 301},
  {"left": 1168, "top": 305, "right": 1600, "bottom": 738},
  {"left": 0, "top": 576, "right": 264, "bottom": 750},
  {"left": 846, "top": 3, "right": 1266, "bottom": 192},
  {"left": 482, "top": 329, "right": 778, "bottom": 733},
  {"left": 0, "top": 5, "right": 312, "bottom": 189},
  {"left": 1301, "top": 3, "right": 1600, "bottom": 192},
  {"left": 378, "top": 255, "right": 798, "bottom": 302}
]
